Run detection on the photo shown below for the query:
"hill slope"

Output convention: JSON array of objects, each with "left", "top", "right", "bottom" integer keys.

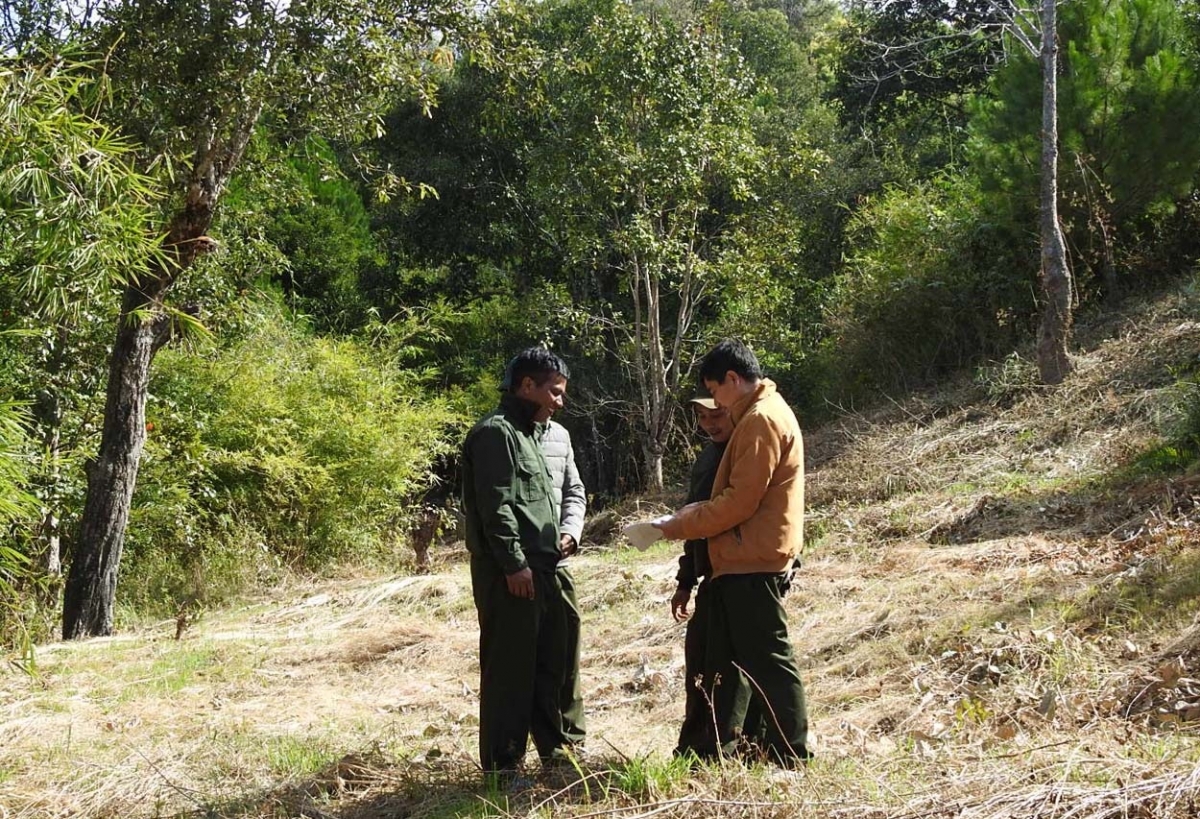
[{"left": 4, "top": 287, "right": 1200, "bottom": 818}]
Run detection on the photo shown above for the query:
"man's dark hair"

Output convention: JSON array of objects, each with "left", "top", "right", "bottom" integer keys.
[
  {"left": 501, "top": 347, "right": 571, "bottom": 391},
  {"left": 698, "top": 339, "right": 763, "bottom": 385}
]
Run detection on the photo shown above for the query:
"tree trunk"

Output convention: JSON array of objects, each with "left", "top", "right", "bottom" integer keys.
[
  {"left": 644, "top": 263, "right": 667, "bottom": 494},
  {"left": 38, "top": 508, "right": 61, "bottom": 578},
  {"left": 61, "top": 204, "right": 216, "bottom": 639},
  {"left": 61, "top": 285, "right": 168, "bottom": 638},
  {"left": 628, "top": 244, "right": 668, "bottom": 494},
  {"left": 33, "top": 351, "right": 64, "bottom": 578},
  {"left": 642, "top": 440, "right": 664, "bottom": 496},
  {"left": 60, "top": 110, "right": 254, "bottom": 639},
  {"left": 1099, "top": 228, "right": 1118, "bottom": 303},
  {"left": 1035, "top": 0, "right": 1073, "bottom": 385}
]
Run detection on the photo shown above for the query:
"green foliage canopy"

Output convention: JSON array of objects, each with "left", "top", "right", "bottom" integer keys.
[
  {"left": 969, "top": 0, "right": 1200, "bottom": 290},
  {"left": 479, "top": 0, "right": 775, "bottom": 486}
]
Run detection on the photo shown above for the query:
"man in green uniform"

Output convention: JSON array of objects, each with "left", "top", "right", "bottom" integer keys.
[
  {"left": 671, "top": 396, "right": 736, "bottom": 759},
  {"left": 501, "top": 354, "right": 588, "bottom": 753},
  {"left": 463, "top": 348, "right": 573, "bottom": 780}
]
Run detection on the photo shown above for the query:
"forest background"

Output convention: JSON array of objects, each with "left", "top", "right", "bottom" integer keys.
[{"left": 2, "top": 0, "right": 1200, "bottom": 645}]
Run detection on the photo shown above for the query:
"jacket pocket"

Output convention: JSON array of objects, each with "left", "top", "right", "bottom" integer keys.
[
  {"left": 708, "top": 529, "right": 735, "bottom": 569},
  {"left": 515, "top": 455, "right": 549, "bottom": 502}
]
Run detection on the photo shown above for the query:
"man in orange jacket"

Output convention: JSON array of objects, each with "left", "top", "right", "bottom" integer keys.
[{"left": 654, "top": 339, "right": 810, "bottom": 767}]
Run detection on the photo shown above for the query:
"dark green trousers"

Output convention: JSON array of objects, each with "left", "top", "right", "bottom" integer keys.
[
  {"left": 675, "top": 579, "right": 766, "bottom": 758},
  {"left": 471, "top": 558, "right": 570, "bottom": 772},
  {"left": 558, "top": 566, "right": 586, "bottom": 746},
  {"left": 702, "top": 572, "right": 810, "bottom": 766}
]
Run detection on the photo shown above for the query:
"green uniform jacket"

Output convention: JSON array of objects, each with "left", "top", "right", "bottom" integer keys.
[
  {"left": 463, "top": 393, "right": 562, "bottom": 575},
  {"left": 675, "top": 441, "right": 725, "bottom": 589}
]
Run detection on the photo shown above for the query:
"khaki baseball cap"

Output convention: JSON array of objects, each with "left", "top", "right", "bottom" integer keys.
[{"left": 688, "top": 396, "right": 718, "bottom": 410}]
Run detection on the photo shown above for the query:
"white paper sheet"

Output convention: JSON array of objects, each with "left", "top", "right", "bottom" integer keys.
[{"left": 622, "top": 521, "right": 664, "bottom": 551}]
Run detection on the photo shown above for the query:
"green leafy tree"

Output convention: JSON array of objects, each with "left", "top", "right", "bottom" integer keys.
[
  {"left": 832, "top": 0, "right": 1072, "bottom": 383},
  {"left": 971, "top": 0, "right": 1200, "bottom": 300},
  {"left": 0, "top": 397, "right": 31, "bottom": 530},
  {"left": 1, "top": 1, "right": 71, "bottom": 51},
  {"left": 368, "top": 0, "right": 848, "bottom": 477},
  {"left": 0, "top": 388, "right": 34, "bottom": 647},
  {"left": 33, "top": 0, "right": 479, "bottom": 638},
  {"left": 834, "top": 0, "right": 1006, "bottom": 130},
  {"left": 257, "top": 143, "right": 385, "bottom": 332},
  {"left": 368, "top": 71, "right": 541, "bottom": 306},
  {"left": 711, "top": 5, "right": 847, "bottom": 402},
  {"left": 486, "top": 0, "right": 767, "bottom": 490}
]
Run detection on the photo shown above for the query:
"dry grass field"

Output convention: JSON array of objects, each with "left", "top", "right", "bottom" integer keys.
[{"left": 4, "top": 287, "right": 1200, "bottom": 818}]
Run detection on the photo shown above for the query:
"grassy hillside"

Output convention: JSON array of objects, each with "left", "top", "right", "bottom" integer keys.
[{"left": 4, "top": 285, "right": 1200, "bottom": 818}]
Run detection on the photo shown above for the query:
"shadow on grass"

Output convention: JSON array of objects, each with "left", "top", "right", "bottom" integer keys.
[
  {"left": 810, "top": 465, "right": 1200, "bottom": 687},
  {"left": 924, "top": 462, "right": 1200, "bottom": 547},
  {"left": 1059, "top": 534, "right": 1200, "bottom": 630},
  {"left": 190, "top": 751, "right": 690, "bottom": 819},
  {"left": 188, "top": 755, "right": 506, "bottom": 819}
]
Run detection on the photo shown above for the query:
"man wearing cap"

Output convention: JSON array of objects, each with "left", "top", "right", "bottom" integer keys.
[
  {"left": 672, "top": 396, "right": 735, "bottom": 758},
  {"left": 654, "top": 339, "right": 810, "bottom": 767},
  {"left": 462, "top": 347, "right": 574, "bottom": 779}
]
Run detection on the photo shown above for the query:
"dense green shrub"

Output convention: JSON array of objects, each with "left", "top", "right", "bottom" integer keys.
[
  {"left": 0, "top": 399, "right": 33, "bottom": 534},
  {"left": 0, "top": 396, "right": 35, "bottom": 645},
  {"left": 120, "top": 302, "right": 463, "bottom": 615},
  {"left": 818, "top": 173, "right": 1035, "bottom": 399}
]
